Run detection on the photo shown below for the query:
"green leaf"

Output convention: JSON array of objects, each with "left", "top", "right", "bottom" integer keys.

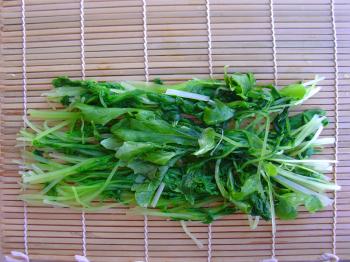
[
  {"left": 52, "top": 76, "right": 84, "bottom": 88},
  {"left": 113, "top": 128, "right": 196, "bottom": 146},
  {"left": 28, "top": 109, "right": 81, "bottom": 120},
  {"left": 214, "top": 160, "right": 229, "bottom": 199},
  {"left": 263, "top": 162, "right": 278, "bottom": 177},
  {"left": 289, "top": 109, "right": 327, "bottom": 131},
  {"left": 249, "top": 193, "right": 271, "bottom": 220},
  {"left": 275, "top": 196, "right": 298, "bottom": 220},
  {"left": 227, "top": 101, "right": 254, "bottom": 109},
  {"left": 224, "top": 69, "right": 256, "bottom": 99},
  {"left": 230, "top": 199, "right": 251, "bottom": 213},
  {"left": 241, "top": 175, "right": 260, "bottom": 196},
  {"left": 134, "top": 180, "right": 160, "bottom": 207},
  {"left": 230, "top": 174, "right": 260, "bottom": 201},
  {"left": 203, "top": 100, "right": 235, "bottom": 125},
  {"left": 194, "top": 128, "right": 216, "bottom": 155},
  {"left": 116, "top": 141, "right": 158, "bottom": 162},
  {"left": 100, "top": 137, "right": 122, "bottom": 150},
  {"left": 112, "top": 118, "right": 198, "bottom": 146},
  {"left": 143, "top": 150, "right": 179, "bottom": 165},
  {"left": 152, "top": 78, "right": 164, "bottom": 85},
  {"left": 279, "top": 84, "right": 306, "bottom": 100},
  {"left": 276, "top": 192, "right": 324, "bottom": 219},
  {"left": 75, "top": 103, "right": 141, "bottom": 125},
  {"left": 230, "top": 73, "right": 255, "bottom": 97},
  {"left": 127, "top": 160, "right": 158, "bottom": 178},
  {"left": 181, "top": 165, "right": 218, "bottom": 204},
  {"left": 304, "top": 195, "right": 323, "bottom": 213}
]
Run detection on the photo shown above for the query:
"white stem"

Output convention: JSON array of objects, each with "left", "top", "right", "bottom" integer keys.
[
  {"left": 166, "top": 89, "right": 212, "bottom": 102},
  {"left": 292, "top": 125, "right": 323, "bottom": 155},
  {"left": 302, "top": 75, "right": 325, "bottom": 86},
  {"left": 151, "top": 182, "right": 165, "bottom": 208},
  {"left": 248, "top": 215, "right": 260, "bottom": 229},
  {"left": 273, "top": 175, "right": 333, "bottom": 207},
  {"left": 180, "top": 221, "right": 204, "bottom": 249},
  {"left": 272, "top": 159, "right": 337, "bottom": 164}
]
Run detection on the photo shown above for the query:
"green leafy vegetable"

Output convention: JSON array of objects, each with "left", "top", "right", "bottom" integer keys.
[
  {"left": 203, "top": 100, "right": 235, "bottom": 125},
  {"left": 18, "top": 70, "right": 339, "bottom": 226},
  {"left": 194, "top": 128, "right": 216, "bottom": 155},
  {"left": 279, "top": 84, "right": 307, "bottom": 100}
]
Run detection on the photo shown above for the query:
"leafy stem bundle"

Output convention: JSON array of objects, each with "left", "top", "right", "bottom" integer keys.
[{"left": 18, "top": 68, "right": 339, "bottom": 224}]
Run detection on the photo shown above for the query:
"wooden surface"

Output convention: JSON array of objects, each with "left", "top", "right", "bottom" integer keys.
[{"left": 1, "top": 0, "right": 350, "bottom": 261}]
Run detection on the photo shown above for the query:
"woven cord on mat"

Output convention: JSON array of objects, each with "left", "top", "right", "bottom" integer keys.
[
  {"left": 74, "top": 0, "right": 89, "bottom": 261},
  {"left": 206, "top": 0, "right": 213, "bottom": 261},
  {"left": 260, "top": 1, "right": 278, "bottom": 261},
  {"left": 265, "top": 0, "right": 278, "bottom": 261},
  {"left": 142, "top": 0, "right": 150, "bottom": 261},
  {"left": 321, "top": 1, "right": 340, "bottom": 261},
  {"left": 5, "top": 0, "right": 30, "bottom": 261}
]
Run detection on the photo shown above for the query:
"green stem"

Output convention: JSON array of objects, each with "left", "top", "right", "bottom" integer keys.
[{"left": 29, "top": 110, "right": 81, "bottom": 120}]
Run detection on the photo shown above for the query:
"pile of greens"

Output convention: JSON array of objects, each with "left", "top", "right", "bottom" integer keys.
[{"left": 19, "top": 67, "right": 339, "bottom": 225}]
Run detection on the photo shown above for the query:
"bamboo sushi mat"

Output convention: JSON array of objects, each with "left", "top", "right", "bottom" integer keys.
[{"left": 1, "top": 0, "right": 350, "bottom": 261}]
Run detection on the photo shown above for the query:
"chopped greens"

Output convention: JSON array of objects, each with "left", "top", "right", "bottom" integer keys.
[{"left": 18, "top": 70, "right": 339, "bottom": 225}]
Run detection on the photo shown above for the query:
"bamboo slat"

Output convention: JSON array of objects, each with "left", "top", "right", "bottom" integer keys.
[{"left": 0, "top": 0, "right": 349, "bottom": 261}]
